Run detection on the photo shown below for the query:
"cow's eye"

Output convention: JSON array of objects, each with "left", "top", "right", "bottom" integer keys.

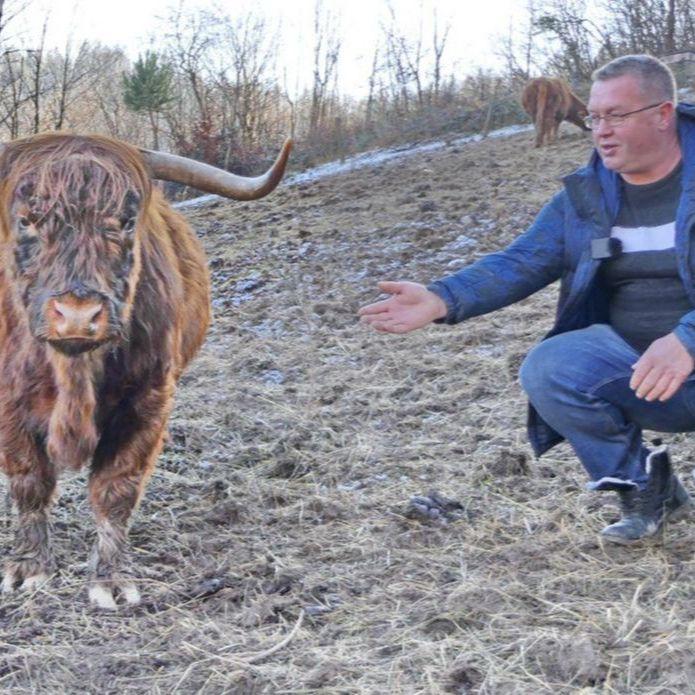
[
  {"left": 18, "top": 217, "right": 30, "bottom": 228},
  {"left": 121, "top": 216, "right": 136, "bottom": 232}
]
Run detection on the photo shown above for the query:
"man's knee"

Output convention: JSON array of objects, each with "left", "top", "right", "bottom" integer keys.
[
  {"left": 519, "top": 331, "right": 590, "bottom": 400},
  {"left": 519, "top": 341, "right": 554, "bottom": 400},
  {"left": 519, "top": 325, "right": 636, "bottom": 403}
]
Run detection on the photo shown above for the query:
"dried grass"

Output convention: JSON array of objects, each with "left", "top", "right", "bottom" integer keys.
[{"left": 2, "top": 125, "right": 694, "bottom": 693}]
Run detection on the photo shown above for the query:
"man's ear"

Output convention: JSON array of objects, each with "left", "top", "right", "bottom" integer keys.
[{"left": 658, "top": 101, "right": 676, "bottom": 130}]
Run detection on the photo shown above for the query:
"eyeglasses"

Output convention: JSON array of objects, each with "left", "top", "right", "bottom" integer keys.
[{"left": 583, "top": 102, "right": 665, "bottom": 130}]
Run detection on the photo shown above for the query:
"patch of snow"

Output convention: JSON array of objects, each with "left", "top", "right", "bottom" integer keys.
[
  {"left": 241, "top": 318, "right": 287, "bottom": 338},
  {"left": 336, "top": 472, "right": 391, "bottom": 492},
  {"left": 174, "top": 123, "right": 534, "bottom": 210},
  {"left": 235, "top": 273, "right": 264, "bottom": 293},
  {"left": 382, "top": 241, "right": 412, "bottom": 254},
  {"left": 446, "top": 258, "right": 469, "bottom": 268},
  {"left": 393, "top": 219, "right": 448, "bottom": 232},
  {"left": 483, "top": 124, "right": 534, "bottom": 140},
  {"left": 337, "top": 480, "right": 364, "bottom": 492},
  {"left": 444, "top": 234, "right": 476, "bottom": 250},
  {"left": 471, "top": 344, "right": 506, "bottom": 358},
  {"left": 260, "top": 369, "right": 285, "bottom": 385},
  {"left": 344, "top": 269, "right": 370, "bottom": 283},
  {"left": 297, "top": 242, "right": 315, "bottom": 258},
  {"left": 176, "top": 192, "right": 219, "bottom": 209}
]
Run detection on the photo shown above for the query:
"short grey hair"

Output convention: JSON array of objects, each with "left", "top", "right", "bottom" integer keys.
[{"left": 592, "top": 54, "right": 677, "bottom": 104}]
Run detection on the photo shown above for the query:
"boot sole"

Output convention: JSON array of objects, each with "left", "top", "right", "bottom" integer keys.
[{"left": 601, "top": 532, "right": 651, "bottom": 546}]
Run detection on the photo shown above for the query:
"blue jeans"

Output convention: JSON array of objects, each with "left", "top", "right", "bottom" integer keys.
[{"left": 519, "top": 324, "right": 695, "bottom": 488}]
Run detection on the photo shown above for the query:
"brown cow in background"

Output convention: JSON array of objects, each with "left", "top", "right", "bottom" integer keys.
[
  {"left": 0, "top": 133, "right": 291, "bottom": 608},
  {"left": 521, "top": 77, "right": 590, "bottom": 147}
]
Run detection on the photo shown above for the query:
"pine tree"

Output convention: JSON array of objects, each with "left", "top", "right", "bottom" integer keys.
[{"left": 122, "top": 52, "right": 174, "bottom": 149}]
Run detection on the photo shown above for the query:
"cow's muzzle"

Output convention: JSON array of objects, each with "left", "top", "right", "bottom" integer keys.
[
  {"left": 43, "top": 289, "right": 113, "bottom": 352},
  {"left": 47, "top": 337, "right": 107, "bottom": 355}
]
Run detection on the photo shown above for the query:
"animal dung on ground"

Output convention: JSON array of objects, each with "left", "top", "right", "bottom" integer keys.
[{"left": 406, "top": 490, "right": 467, "bottom": 525}]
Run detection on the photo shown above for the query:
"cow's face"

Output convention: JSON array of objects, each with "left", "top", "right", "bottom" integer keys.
[
  {"left": 572, "top": 102, "right": 589, "bottom": 126},
  {"left": 9, "top": 166, "right": 142, "bottom": 355}
]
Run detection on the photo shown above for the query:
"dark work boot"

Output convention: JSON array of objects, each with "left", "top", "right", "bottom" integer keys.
[{"left": 592, "top": 445, "right": 692, "bottom": 545}]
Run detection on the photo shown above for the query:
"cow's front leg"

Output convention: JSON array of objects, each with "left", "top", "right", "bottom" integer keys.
[
  {"left": 87, "top": 428, "right": 167, "bottom": 609},
  {"left": 3, "top": 453, "right": 56, "bottom": 594},
  {"left": 550, "top": 118, "right": 562, "bottom": 144},
  {"left": 87, "top": 380, "right": 172, "bottom": 609},
  {"left": 534, "top": 127, "right": 542, "bottom": 148}
]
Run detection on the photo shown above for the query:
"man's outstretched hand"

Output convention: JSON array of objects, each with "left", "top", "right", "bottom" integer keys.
[
  {"left": 359, "top": 281, "right": 447, "bottom": 334},
  {"left": 630, "top": 332, "right": 694, "bottom": 402}
]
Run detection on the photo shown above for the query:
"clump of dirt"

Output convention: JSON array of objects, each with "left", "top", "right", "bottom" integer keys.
[
  {"left": 527, "top": 633, "right": 606, "bottom": 686},
  {"left": 483, "top": 447, "right": 530, "bottom": 477},
  {"left": 444, "top": 657, "right": 485, "bottom": 693}
]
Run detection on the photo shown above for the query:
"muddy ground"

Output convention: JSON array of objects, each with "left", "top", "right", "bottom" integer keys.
[{"left": 3, "top": 124, "right": 695, "bottom": 694}]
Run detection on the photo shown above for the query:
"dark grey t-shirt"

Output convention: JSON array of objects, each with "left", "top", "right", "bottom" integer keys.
[{"left": 600, "top": 161, "right": 692, "bottom": 353}]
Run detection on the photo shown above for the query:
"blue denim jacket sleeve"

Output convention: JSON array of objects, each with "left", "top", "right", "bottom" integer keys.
[
  {"left": 673, "top": 313, "right": 695, "bottom": 357},
  {"left": 427, "top": 191, "right": 567, "bottom": 324}
]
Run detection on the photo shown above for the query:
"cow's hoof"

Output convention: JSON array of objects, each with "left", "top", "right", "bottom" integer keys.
[
  {"left": 18, "top": 572, "right": 50, "bottom": 591},
  {"left": 2, "top": 562, "right": 50, "bottom": 594},
  {"left": 89, "top": 580, "right": 140, "bottom": 610}
]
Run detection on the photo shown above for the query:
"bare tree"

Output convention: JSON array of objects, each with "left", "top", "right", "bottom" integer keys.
[
  {"left": 50, "top": 40, "right": 85, "bottom": 130},
  {"left": 381, "top": 1, "right": 433, "bottom": 113},
  {"left": 0, "top": 49, "right": 28, "bottom": 136},
  {"left": 92, "top": 47, "right": 131, "bottom": 137},
  {"left": 27, "top": 14, "right": 47, "bottom": 133},
  {"left": 390, "top": 2, "right": 425, "bottom": 106},
  {"left": 309, "top": 0, "right": 341, "bottom": 134},
  {"left": 281, "top": 67, "right": 298, "bottom": 141},
  {"left": 159, "top": 4, "right": 223, "bottom": 160},
  {"left": 522, "top": 1, "right": 534, "bottom": 79},
  {"left": 601, "top": 0, "right": 695, "bottom": 57},
  {"left": 0, "top": 1, "right": 43, "bottom": 137},
  {"left": 431, "top": 9, "right": 450, "bottom": 105},
  {"left": 381, "top": 19, "right": 411, "bottom": 113},
  {"left": 364, "top": 46, "right": 380, "bottom": 129},
  {"left": 666, "top": 0, "right": 677, "bottom": 53},
  {"left": 215, "top": 12, "right": 277, "bottom": 153},
  {"left": 535, "top": 0, "right": 611, "bottom": 81},
  {"left": 0, "top": 0, "right": 33, "bottom": 45}
]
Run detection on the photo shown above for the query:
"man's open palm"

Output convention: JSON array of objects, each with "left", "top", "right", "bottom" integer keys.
[{"left": 359, "top": 281, "right": 447, "bottom": 334}]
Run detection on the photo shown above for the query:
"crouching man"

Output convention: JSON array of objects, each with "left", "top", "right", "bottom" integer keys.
[{"left": 360, "top": 54, "right": 695, "bottom": 544}]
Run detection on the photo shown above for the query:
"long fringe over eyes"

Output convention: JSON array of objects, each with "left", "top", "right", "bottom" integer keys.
[{"left": 0, "top": 134, "right": 152, "bottom": 224}]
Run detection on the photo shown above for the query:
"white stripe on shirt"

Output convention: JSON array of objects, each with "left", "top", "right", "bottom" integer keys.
[{"left": 610, "top": 221, "right": 676, "bottom": 252}]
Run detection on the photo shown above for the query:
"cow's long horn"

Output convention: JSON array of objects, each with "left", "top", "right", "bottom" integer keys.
[{"left": 140, "top": 139, "right": 292, "bottom": 201}]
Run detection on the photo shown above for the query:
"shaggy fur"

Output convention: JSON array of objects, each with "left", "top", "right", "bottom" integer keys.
[
  {"left": 521, "top": 77, "right": 590, "bottom": 148},
  {"left": 0, "top": 134, "right": 210, "bottom": 605}
]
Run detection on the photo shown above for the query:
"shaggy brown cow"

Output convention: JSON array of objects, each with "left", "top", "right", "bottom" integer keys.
[
  {"left": 521, "top": 77, "right": 590, "bottom": 147},
  {"left": 0, "top": 133, "right": 291, "bottom": 608}
]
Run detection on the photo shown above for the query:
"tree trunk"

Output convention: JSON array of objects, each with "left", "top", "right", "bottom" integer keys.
[
  {"left": 148, "top": 109, "right": 160, "bottom": 149},
  {"left": 666, "top": 0, "right": 676, "bottom": 53}
]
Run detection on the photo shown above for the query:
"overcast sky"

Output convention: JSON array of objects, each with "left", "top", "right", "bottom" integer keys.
[{"left": 17, "top": 0, "right": 529, "bottom": 96}]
